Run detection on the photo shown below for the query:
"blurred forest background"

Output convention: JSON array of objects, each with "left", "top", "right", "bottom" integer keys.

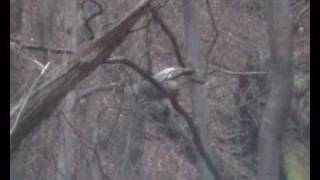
[{"left": 10, "top": 0, "right": 309, "bottom": 179}]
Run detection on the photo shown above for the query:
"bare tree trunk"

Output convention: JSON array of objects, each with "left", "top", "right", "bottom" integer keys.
[
  {"left": 183, "top": 1, "right": 215, "bottom": 179},
  {"left": 56, "top": 1, "right": 81, "bottom": 179},
  {"left": 257, "top": 0, "right": 294, "bottom": 179},
  {"left": 57, "top": 92, "right": 77, "bottom": 180}
]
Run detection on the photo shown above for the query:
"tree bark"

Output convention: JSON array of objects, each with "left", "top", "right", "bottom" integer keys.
[
  {"left": 56, "top": 1, "right": 81, "bottom": 179},
  {"left": 57, "top": 92, "right": 77, "bottom": 180},
  {"left": 257, "top": 0, "right": 294, "bottom": 179},
  {"left": 183, "top": 0, "right": 219, "bottom": 179}
]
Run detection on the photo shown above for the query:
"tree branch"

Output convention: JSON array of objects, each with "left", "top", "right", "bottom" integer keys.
[
  {"left": 153, "top": 11, "right": 185, "bottom": 67},
  {"left": 204, "top": 0, "right": 219, "bottom": 80},
  {"left": 10, "top": 62, "right": 51, "bottom": 136},
  {"left": 294, "top": 3, "right": 310, "bottom": 28},
  {"left": 81, "top": 0, "right": 104, "bottom": 40},
  {"left": 204, "top": 0, "right": 219, "bottom": 60},
  {"left": 10, "top": 0, "right": 153, "bottom": 158},
  {"left": 209, "top": 64, "right": 268, "bottom": 76},
  {"left": 10, "top": 38, "right": 74, "bottom": 55},
  {"left": 77, "top": 82, "right": 118, "bottom": 99},
  {"left": 105, "top": 57, "right": 223, "bottom": 180}
]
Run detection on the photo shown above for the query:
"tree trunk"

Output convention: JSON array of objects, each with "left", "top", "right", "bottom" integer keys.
[
  {"left": 57, "top": 92, "right": 77, "bottom": 180},
  {"left": 257, "top": 0, "right": 294, "bottom": 179},
  {"left": 183, "top": 1, "right": 215, "bottom": 179},
  {"left": 56, "top": 1, "right": 82, "bottom": 179}
]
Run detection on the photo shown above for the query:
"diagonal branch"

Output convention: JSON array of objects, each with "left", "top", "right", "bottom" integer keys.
[
  {"left": 204, "top": 0, "right": 219, "bottom": 61},
  {"left": 204, "top": 0, "right": 219, "bottom": 80},
  {"left": 77, "top": 82, "right": 118, "bottom": 99},
  {"left": 10, "top": 62, "right": 51, "bottom": 136},
  {"left": 153, "top": 12, "right": 185, "bottom": 67},
  {"left": 105, "top": 57, "right": 223, "bottom": 180},
  {"left": 10, "top": 0, "right": 153, "bottom": 158},
  {"left": 294, "top": 3, "right": 310, "bottom": 28}
]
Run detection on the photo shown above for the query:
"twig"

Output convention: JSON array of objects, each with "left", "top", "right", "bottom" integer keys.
[
  {"left": 10, "top": 40, "right": 59, "bottom": 71},
  {"left": 59, "top": 107, "right": 95, "bottom": 152},
  {"left": 58, "top": 108, "right": 112, "bottom": 180},
  {"left": 291, "top": 3, "right": 310, "bottom": 44},
  {"left": 204, "top": 0, "right": 219, "bottom": 60},
  {"left": 204, "top": 0, "right": 219, "bottom": 80},
  {"left": 100, "top": 92, "right": 125, "bottom": 150},
  {"left": 81, "top": 0, "right": 104, "bottom": 40},
  {"left": 10, "top": 38, "right": 74, "bottom": 55},
  {"left": 10, "top": 62, "right": 51, "bottom": 137},
  {"left": 10, "top": 102, "right": 22, "bottom": 118},
  {"left": 295, "top": 3, "right": 310, "bottom": 28},
  {"left": 145, "top": 16, "right": 153, "bottom": 74},
  {"left": 153, "top": 12, "right": 185, "bottom": 67},
  {"left": 130, "top": 24, "right": 149, "bottom": 32},
  {"left": 209, "top": 64, "right": 267, "bottom": 76},
  {"left": 130, "top": 19, "right": 152, "bottom": 33},
  {"left": 77, "top": 82, "right": 118, "bottom": 99}
]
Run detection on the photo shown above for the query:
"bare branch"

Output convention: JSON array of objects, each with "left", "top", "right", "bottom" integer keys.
[
  {"left": 145, "top": 15, "right": 153, "bottom": 74},
  {"left": 204, "top": 0, "right": 219, "bottom": 60},
  {"left": 204, "top": 0, "right": 219, "bottom": 80},
  {"left": 10, "top": 100, "right": 23, "bottom": 118},
  {"left": 10, "top": 62, "right": 51, "bottom": 137},
  {"left": 104, "top": 57, "right": 223, "bottom": 180},
  {"left": 81, "top": 0, "right": 104, "bottom": 40},
  {"left": 130, "top": 18, "right": 152, "bottom": 33},
  {"left": 77, "top": 82, "right": 118, "bottom": 99},
  {"left": 209, "top": 64, "right": 268, "bottom": 76},
  {"left": 153, "top": 12, "right": 185, "bottom": 67},
  {"left": 10, "top": 38, "right": 74, "bottom": 55},
  {"left": 295, "top": 3, "right": 310, "bottom": 27},
  {"left": 10, "top": 0, "right": 153, "bottom": 157}
]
